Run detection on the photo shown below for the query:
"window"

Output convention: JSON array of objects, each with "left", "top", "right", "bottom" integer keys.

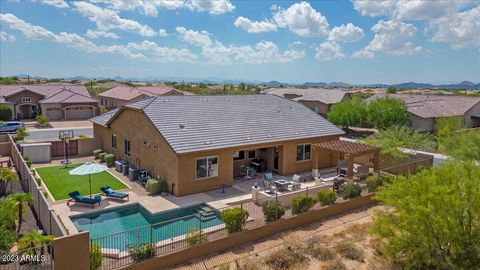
[
  {"left": 22, "top": 97, "right": 31, "bottom": 102},
  {"left": 296, "top": 144, "right": 312, "bottom": 161},
  {"left": 233, "top": 151, "right": 245, "bottom": 161},
  {"left": 248, "top": 150, "right": 256, "bottom": 159},
  {"left": 111, "top": 134, "right": 117, "bottom": 149},
  {"left": 196, "top": 156, "right": 218, "bottom": 179},
  {"left": 124, "top": 139, "right": 130, "bottom": 156}
]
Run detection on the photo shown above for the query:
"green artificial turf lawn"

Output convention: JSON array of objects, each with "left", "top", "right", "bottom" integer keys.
[{"left": 35, "top": 163, "right": 128, "bottom": 201}]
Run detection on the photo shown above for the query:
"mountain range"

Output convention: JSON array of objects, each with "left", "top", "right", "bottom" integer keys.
[{"left": 10, "top": 74, "right": 480, "bottom": 90}]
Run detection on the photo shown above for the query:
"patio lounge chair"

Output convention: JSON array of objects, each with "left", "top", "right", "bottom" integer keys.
[
  {"left": 67, "top": 191, "right": 101, "bottom": 208},
  {"left": 263, "top": 172, "right": 276, "bottom": 186},
  {"left": 101, "top": 186, "right": 129, "bottom": 201}
]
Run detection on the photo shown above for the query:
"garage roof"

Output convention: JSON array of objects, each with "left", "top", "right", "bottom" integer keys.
[
  {"left": 91, "top": 95, "right": 344, "bottom": 154},
  {"left": 39, "top": 89, "right": 97, "bottom": 104}
]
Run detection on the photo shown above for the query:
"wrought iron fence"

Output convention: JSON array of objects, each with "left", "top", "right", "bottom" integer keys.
[{"left": 0, "top": 244, "right": 52, "bottom": 270}]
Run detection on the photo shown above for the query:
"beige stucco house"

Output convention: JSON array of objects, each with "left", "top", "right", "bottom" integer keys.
[
  {"left": 266, "top": 88, "right": 351, "bottom": 116},
  {"left": 98, "top": 85, "right": 191, "bottom": 111},
  {"left": 368, "top": 94, "right": 480, "bottom": 132},
  {"left": 91, "top": 95, "right": 344, "bottom": 196},
  {"left": 0, "top": 84, "right": 98, "bottom": 120}
]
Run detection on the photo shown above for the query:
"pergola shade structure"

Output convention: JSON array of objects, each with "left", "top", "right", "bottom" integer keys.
[{"left": 312, "top": 140, "right": 381, "bottom": 177}]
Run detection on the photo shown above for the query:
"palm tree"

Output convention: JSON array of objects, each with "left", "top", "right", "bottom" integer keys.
[
  {"left": 0, "top": 168, "right": 18, "bottom": 196},
  {"left": 8, "top": 193, "right": 33, "bottom": 232},
  {"left": 18, "top": 231, "right": 54, "bottom": 263}
]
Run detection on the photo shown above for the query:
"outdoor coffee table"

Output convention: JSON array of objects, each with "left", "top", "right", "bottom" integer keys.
[{"left": 274, "top": 179, "right": 290, "bottom": 191}]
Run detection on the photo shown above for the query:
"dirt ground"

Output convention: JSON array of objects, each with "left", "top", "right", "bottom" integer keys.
[{"left": 171, "top": 205, "right": 394, "bottom": 270}]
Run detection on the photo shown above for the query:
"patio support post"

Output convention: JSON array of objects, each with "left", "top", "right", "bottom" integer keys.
[
  {"left": 347, "top": 155, "right": 354, "bottom": 178},
  {"left": 373, "top": 151, "right": 380, "bottom": 172}
]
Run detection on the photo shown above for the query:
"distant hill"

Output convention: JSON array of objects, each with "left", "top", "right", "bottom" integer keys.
[{"left": 6, "top": 74, "right": 480, "bottom": 90}]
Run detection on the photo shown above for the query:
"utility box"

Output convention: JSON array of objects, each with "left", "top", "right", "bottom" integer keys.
[{"left": 20, "top": 143, "right": 52, "bottom": 163}]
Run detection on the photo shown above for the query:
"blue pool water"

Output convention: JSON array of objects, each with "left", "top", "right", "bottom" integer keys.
[{"left": 71, "top": 204, "right": 223, "bottom": 251}]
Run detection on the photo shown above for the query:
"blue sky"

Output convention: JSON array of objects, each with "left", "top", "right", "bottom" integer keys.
[{"left": 0, "top": 0, "right": 479, "bottom": 84}]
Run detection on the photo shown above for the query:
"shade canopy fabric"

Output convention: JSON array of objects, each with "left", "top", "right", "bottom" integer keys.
[
  {"left": 69, "top": 162, "right": 108, "bottom": 175},
  {"left": 69, "top": 161, "right": 108, "bottom": 198}
]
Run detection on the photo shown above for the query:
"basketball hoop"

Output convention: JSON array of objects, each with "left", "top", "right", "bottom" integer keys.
[{"left": 59, "top": 130, "right": 74, "bottom": 168}]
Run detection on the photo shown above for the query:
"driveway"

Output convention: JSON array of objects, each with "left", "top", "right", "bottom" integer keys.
[{"left": 49, "top": 120, "right": 92, "bottom": 128}]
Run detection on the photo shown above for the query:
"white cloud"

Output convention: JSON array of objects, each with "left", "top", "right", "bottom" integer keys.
[
  {"left": 73, "top": 1, "right": 157, "bottom": 36},
  {"left": 272, "top": 1, "right": 329, "bottom": 37},
  {"left": 176, "top": 26, "right": 212, "bottom": 47},
  {"left": 351, "top": 1, "right": 395, "bottom": 17},
  {"left": 88, "top": 0, "right": 184, "bottom": 17},
  {"left": 0, "top": 13, "right": 200, "bottom": 62},
  {"left": 32, "top": 0, "right": 69, "bottom": 8},
  {"left": 393, "top": 0, "right": 469, "bottom": 21},
  {"left": 328, "top": 23, "right": 364, "bottom": 42},
  {"left": 351, "top": 49, "right": 374, "bottom": 58},
  {"left": 158, "top": 29, "right": 168, "bottom": 36},
  {"left": 0, "top": 31, "right": 16, "bottom": 42},
  {"left": 429, "top": 5, "right": 480, "bottom": 49},
  {"left": 315, "top": 41, "right": 345, "bottom": 61},
  {"left": 126, "top": 40, "right": 198, "bottom": 62},
  {"left": 354, "top": 20, "right": 422, "bottom": 57},
  {"left": 233, "top": 16, "right": 277, "bottom": 33},
  {"left": 85, "top": 29, "right": 119, "bottom": 39},
  {"left": 185, "top": 0, "right": 235, "bottom": 15},
  {"left": 175, "top": 26, "right": 305, "bottom": 64}
]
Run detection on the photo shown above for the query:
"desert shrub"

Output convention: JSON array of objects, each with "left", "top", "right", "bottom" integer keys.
[
  {"left": 93, "top": 149, "right": 102, "bottom": 159},
  {"left": 128, "top": 243, "right": 155, "bottom": 263},
  {"left": 317, "top": 189, "right": 336, "bottom": 206},
  {"left": 322, "top": 258, "right": 347, "bottom": 270},
  {"left": 13, "top": 127, "right": 28, "bottom": 141},
  {"left": 220, "top": 207, "right": 249, "bottom": 234},
  {"left": 78, "top": 135, "right": 90, "bottom": 139},
  {"left": 218, "top": 264, "right": 230, "bottom": 270},
  {"left": 42, "top": 191, "right": 48, "bottom": 199},
  {"left": 89, "top": 242, "right": 103, "bottom": 270},
  {"left": 35, "top": 115, "right": 48, "bottom": 126},
  {"left": 98, "top": 152, "right": 106, "bottom": 163},
  {"left": 262, "top": 201, "right": 285, "bottom": 222},
  {"left": 186, "top": 228, "right": 207, "bottom": 245},
  {"left": 236, "top": 257, "right": 263, "bottom": 270},
  {"left": 264, "top": 246, "right": 308, "bottom": 270},
  {"left": 104, "top": 154, "right": 115, "bottom": 167},
  {"left": 0, "top": 105, "right": 12, "bottom": 121},
  {"left": 366, "top": 175, "right": 382, "bottom": 192},
  {"left": 291, "top": 194, "right": 315, "bottom": 214},
  {"left": 309, "top": 244, "right": 337, "bottom": 261},
  {"left": 334, "top": 241, "right": 364, "bottom": 262},
  {"left": 35, "top": 175, "right": 41, "bottom": 186},
  {"left": 146, "top": 178, "right": 167, "bottom": 195},
  {"left": 23, "top": 156, "right": 32, "bottom": 168},
  {"left": 341, "top": 183, "right": 362, "bottom": 199}
]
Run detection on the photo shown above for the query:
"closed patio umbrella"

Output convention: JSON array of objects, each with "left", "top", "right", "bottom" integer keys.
[{"left": 69, "top": 161, "right": 108, "bottom": 198}]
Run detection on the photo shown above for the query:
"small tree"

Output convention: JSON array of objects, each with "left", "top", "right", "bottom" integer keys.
[
  {"left": 221, "top": 207, "right": 249, "bottom": 233},
  {"left": 262, "top": 201, "right": 285, "bottom": 222},
  {"left": 18, "top": 231, "right": 54, "bottom": 257},
  {"left": 291, "top": 195, "right": 315, "bottom": 214},
  {"left": 327, "top": 98, "right": 367, "bottom": 129},
  {"left": 13, "top": 127, "right": 29, "bottom": 141},
  {"left": 435, "top": 116, "right": 464, "bottom": 140},
  {"left": 89, "top": 243, "right": 103, "bottom": 270},
  {"left": 386, "top": 86, "right": 397, "bottom": 94},
  {"left": 367, "top": 97, "right": 410, "bottom": 129},
  {"left": 8, "top": 193, "right": 33, "bottom": 232},
  {"left": 0, "top": 105, "right": 12, "bottom": 121},
  {"left": 341, "top": 183, "right": 362, "bottom": 199},
  {"left": 371, "top": 161, "right": 480, "bottom": 269},
  {"left": 0, "top": 168, "right": 18, "bottom": 195},
  {"left": 439, "top": 130, "right": 480, "bottom": 161}
]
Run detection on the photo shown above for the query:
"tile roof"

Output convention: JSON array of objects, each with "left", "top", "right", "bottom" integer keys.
[
  {"left": 91, "top": 108, "right": 118, "bottom": 126},
  {"left": 97, "top": 85, "right": 189, "bottom": 100},
  {"left": 91, "top": 95, "right": 344, "bottom": 154},
  {"left": 367, "top": 94, "right": 480, "bottom": 118},
  {"left": 266, "top": 88, "right": 349, "bottom": 104},
  {"left": 39, "top": 89, "right": 97, "bottom": 104},
  {"left": 0, "top": 84, "right": 89, "bottom": 98}
]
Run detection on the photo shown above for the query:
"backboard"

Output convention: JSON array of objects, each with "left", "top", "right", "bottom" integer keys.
[{"left": 59, "top": 130, "right": 74, "bottom": 140}]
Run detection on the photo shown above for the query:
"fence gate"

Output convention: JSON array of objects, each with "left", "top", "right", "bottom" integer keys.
[{"left": 51, "top": 140, "right": 78, "bottom": 158}]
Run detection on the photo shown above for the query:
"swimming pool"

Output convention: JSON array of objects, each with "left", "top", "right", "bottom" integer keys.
[{"left": 71, "top": 203, "right": 223, "bottom": 251}]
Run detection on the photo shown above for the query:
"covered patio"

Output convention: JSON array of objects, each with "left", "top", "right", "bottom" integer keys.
[{"left": 313, "top": 140, "right": 380, "bottom": 178}]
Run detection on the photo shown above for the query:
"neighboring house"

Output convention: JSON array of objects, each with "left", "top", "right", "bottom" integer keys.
[
  {"left": 266, "top": 88, "right": 351, "bottom": 116},
  {"left": 91, "top": 95, "right": 344, "bottom": 196},
  {"left": 0, "top": 84, "right": 98, "bottom": 120},
  {"left": 98, "top": 85, "right": 192, "bottom": 111},
  {"left": 367, "top": 94, "right": 480, "bottom": 132}
]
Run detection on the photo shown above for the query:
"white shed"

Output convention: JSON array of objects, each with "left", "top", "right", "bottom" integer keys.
[{"left": 20, "top": 143, "right": 52, "bottom": 163}]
